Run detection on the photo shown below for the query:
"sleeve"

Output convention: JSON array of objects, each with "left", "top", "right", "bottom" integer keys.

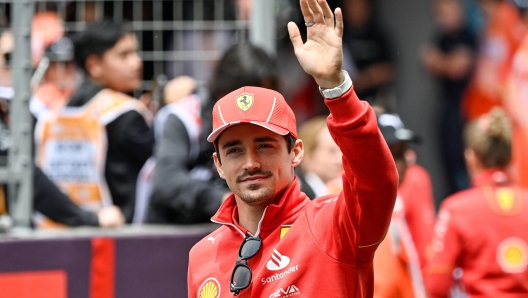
[
  {"left": 323, "top": 87, "right": 399, "bottom": 263},
  {"left": 424, "top": 203, "right": 462, "bottom": 298},
  {"left": 147, "top": 114, "right": 226, "bottom": 224},
  {"left": 33, "top": 166, "right": 100, "bottom": 227}
]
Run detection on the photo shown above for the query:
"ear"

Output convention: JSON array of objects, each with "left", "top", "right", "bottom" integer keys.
[
  {"left": 291, "top": 139, "right": 304, "bottom": 168},
  {"left": 85, "top": 54, "right": 103, "bottom": 79},
  {"left": 464, "top": 148, "right": 480, "bottom": 176},
  {"left": 213, "top": 152, "right": 226, "bottom": 179}
]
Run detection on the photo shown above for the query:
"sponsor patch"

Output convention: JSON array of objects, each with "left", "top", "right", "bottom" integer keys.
[
  {"left": 497, "top": 237, "right": 528, "bottom": 273},
  {"left": 496, "top": 187, "right": 515, "bottom": 211},
  {"left": 261, "top": 265, "right": 300, "bottom": 285},
  {"left": 198, "top": 278, "right": 220, "bottom": 298},
  {"left": 267, "top": 249, "right": 290, "bottom": 271},
  {"left": 236, "top": 93, "right": 253, "bottom": 112},
  {"left": 280, "top": 225, "right": 291, "bottom": 240},
  {"left": 269, "top": 284, "right": 301, "bottom": 297}
]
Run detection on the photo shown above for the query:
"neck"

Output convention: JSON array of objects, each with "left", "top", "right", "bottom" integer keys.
[
  {"left": 233, "top": 179, "right": 294, "bottom": 235},
  {"left": 236, "top": 201, "right": 266, "bottom": 235},
  {"left": 88, "top": 77, "right": 105, "bottom": 88}
]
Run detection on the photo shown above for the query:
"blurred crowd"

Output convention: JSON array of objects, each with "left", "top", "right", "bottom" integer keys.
[{"left": 0, "top": 0, "right": 527, "bottom": 296}]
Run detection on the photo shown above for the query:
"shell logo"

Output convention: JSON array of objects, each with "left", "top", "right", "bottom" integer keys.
[
  {"left": 198, "top": 278, "right": 220, "bottom": 298},
  {"left": 497, "top": 237, "right": 528, "bottom": 273}
]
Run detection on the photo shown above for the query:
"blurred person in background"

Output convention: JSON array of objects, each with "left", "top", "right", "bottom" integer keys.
[
  {"left": 30, "top": 37, "right": 80, "bottom": 120},
  {"left": 35, "top": 20, "right": 154, "bottom": 225},
  {"left": 31, "top": 11, "right": 64, "bottom": 68},
  {"left": 422, "top": 0, "right": 477, "bottom": 194},
  {"left": 462, "top": 0, "right": 525, "bottom": 121},
  {"left": 296, "top": 115, "right": 343, "bottom": 199},
  {"left": 146, "top": 43, "right": 278, "bottom": 224},
  {"left": 426, "top": 108, "right": 528, "bottom": 297},
  {"left": 0, "top": 23, "right": 124, "bottom": 229},
  {"left": 503, "top": 26, "right": 528, "bottom": 189},
  {"left": 373, "top": 112, "right": 432, "bottom": 298},
  {"left": 341, "top": 0, "right": 395, "bottom": 104}
]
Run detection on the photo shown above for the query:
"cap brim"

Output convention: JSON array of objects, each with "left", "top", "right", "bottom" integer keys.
[{"left": 207, "top": 121, "right": 289, "bottom": 143}]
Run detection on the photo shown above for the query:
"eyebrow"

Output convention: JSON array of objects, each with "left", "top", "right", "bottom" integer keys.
[{"left": 221, "top": 136, "right": 279, "bottom": 150}]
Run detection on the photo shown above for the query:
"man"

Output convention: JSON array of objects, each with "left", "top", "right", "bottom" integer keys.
[
  {"left": 187, "top": 0, "right": 398, "bottom": 297},
  {"left": 421, "top": 0, "right": 477, "bottom": 194},
  {"left": 35, "top": 20, "right": 154, "bottom": 223}
]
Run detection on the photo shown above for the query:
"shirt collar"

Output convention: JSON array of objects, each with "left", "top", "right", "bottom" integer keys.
[
  {"left": 472, "top": 168, "right": 513, "bottom": 187},
  {"left": 211, "top": 177, "right": 310, "bottom": 238}
]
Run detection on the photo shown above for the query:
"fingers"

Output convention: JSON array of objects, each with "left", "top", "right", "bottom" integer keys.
[
  {"left": 307, "top": 0, "right": 324, "bottom": 24},
  {"left": 318, "top": 0, "right": 334, "bottom": 27},
  {"left": 334, "top": 7, "right": 344, "bottom": 38},
  {"left": 300, "top": 0, "right": 315, "bottom": 24},
  {"left": 288, "top": 22, "right": 303, "bottom": 50}
]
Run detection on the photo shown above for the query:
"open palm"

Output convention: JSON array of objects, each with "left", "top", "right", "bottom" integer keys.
[{"left": 288, "top": 0, "right": 344, "bottom": 89}]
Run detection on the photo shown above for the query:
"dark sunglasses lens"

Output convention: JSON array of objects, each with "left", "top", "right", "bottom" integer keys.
[
  {"left": 231, "top": 264, "right": 252, "bottom": 291},
  {"left": 240, "top": 237, "right": 261, "bottom": 259}
]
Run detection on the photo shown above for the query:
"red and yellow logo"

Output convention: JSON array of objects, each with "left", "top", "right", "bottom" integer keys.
[
  {"left": 497, "top": 237, "right": 528, "bottom": 273},
  {"left": 236, "top": 93, "right": 253, "bottom": 112},
  {"left": 496, "top": 188, "right": 515, "bottom": 211},
  {"left": 198, "top": 278, "right": 220, "bottom": 298}
]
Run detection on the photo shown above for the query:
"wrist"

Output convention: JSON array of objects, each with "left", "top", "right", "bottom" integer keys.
[
  {"left": 315, "top": 70, "right": 346, "bottom": 89},
  {"left": 319, "top": 70, "right": 353, "bottom": 99}
]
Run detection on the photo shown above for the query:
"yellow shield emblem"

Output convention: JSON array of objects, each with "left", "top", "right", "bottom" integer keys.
[
  {"left": 236, "top": 94, "right": 253, "bottom": 112},
  {"left": 497, "top": 187, "right": 515, "bottom": 211}
]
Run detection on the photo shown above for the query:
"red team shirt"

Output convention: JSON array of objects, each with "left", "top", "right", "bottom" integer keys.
[
  {"left": 426, "top": 168, "right": 528, "bottom": 297},
  {"left": 399, "top": 164, "right": 436, "bottom": 269},
  {"left": 187, "top": 88, "right": 398, "bottom": 297}
]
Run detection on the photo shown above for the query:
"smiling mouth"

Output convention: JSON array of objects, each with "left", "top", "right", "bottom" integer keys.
[{"left": 241, "top": 176, "right": 268, "bottom": 183}]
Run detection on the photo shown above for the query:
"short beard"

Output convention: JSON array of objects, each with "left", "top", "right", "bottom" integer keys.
[
  {"left": 238, "top": 184, "right": 274, "bottom": 206},
  {"left": 236, "top": 170, "right": 274, "bottom": 206}
]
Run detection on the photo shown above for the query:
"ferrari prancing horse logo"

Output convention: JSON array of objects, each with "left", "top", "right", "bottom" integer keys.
[{"left": 236, "top": 93, "right": 254, "bottom": 111}]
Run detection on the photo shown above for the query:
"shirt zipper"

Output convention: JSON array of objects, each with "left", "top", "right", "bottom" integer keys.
[{"left": 211, "top": 206, "right": 269, "bottom": 239}]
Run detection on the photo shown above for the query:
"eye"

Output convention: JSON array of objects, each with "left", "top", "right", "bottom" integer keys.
[
  {"left": 257, "top": 144, "right": 273, "bottom": 150},
  {"left": 226, "top": 148, "right": 241, "bottom": 155}
]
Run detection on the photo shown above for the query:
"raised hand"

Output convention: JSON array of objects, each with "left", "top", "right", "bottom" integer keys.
[{"left": 288, "top": 0, "right": 345, "bottom": 89}]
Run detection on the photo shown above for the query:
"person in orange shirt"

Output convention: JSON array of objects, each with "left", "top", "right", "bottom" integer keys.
[
  {"left": 503, "top": 31, "right": 528, "bottom": 188},
  {"left": 462, "top": 0, "right": 525, "bottom": 121},
  {"left": 426, "top": 108, "right": 528, "bottom": 297}
]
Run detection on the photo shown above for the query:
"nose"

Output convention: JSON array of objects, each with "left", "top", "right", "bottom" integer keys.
[{"left": 242, "top": 150, "right": 262, "bottom": 172}]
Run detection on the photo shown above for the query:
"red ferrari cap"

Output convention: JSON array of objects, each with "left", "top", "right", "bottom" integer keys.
[{"left": 207, "top": 86, "right": 297, "bottom": 143}]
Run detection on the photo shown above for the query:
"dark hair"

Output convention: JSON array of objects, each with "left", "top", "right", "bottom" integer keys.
[
  {"left": 215, "top": 134, "right": 296, "bottom": 164},
  {"left": 209, "top": 43, "right": 279, "bottom": 101},
  {"left": 73, "top": 19, "right": 132, "bottom": 73}
]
